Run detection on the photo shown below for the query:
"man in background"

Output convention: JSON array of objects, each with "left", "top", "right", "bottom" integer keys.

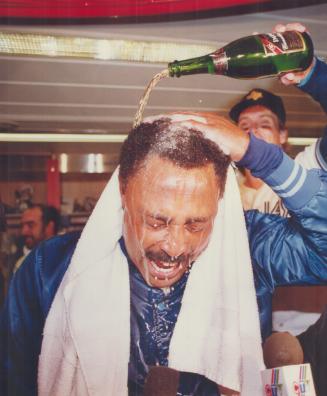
[
  {"left": 13, "top": 204, "right": 61, "bottom": 273},
  {"left": 231, "top": 87, "right": 293, "bottom": 215}
]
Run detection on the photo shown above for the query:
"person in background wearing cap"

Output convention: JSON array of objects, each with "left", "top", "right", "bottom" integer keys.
[
  {"left": 230, "top": 87, "right": 292, "bottom": 215},
  {"left": 229, "top": 22, "right": 327, "bottom": 396}
]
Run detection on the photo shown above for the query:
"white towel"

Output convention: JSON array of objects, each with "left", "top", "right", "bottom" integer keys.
[{"left": 39, "top": 130, "right": 264, "bottom": 396}]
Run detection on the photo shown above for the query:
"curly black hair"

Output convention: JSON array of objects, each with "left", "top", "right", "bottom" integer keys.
[{"left": 119, "top": 118, "right": 231, "bottom": 198}]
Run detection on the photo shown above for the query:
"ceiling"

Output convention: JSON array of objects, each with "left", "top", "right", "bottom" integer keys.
[{"left": 0, "top": 1, "right": 327, "bottom": 163}]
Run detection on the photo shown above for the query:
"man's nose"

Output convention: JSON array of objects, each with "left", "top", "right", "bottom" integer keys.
[
  {"left": 250, "top": 124, "right": 258, "bottom": 133},
  {"left": 21, "top": 224, "right": 30, "bottom": 236},
  {"left": 161, "top": 225, "right": 187, "bottom": 258},
  {"left": 251, "top": 127, "right": 263, "bottom": 141}
]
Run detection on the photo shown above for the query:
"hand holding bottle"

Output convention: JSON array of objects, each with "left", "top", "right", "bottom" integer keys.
[
  {"left": 168, "top": 26, "right": 313, "bottom": 79},
  {"left": 170, "top": 112, "right": 250, "bottom": 162},
  {"left": 274, "top": 22, "right": 315, "bottom": 85}
]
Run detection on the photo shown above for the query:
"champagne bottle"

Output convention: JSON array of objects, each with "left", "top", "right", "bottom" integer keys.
[{"left": 168, "top": 31, "right": 313, "bottom": 79}]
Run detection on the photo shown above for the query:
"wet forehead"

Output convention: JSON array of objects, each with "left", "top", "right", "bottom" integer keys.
[
  {"left": 125, "top": 156, "right": 220, "bottom": 217},
  {"left": 132, "top": 156, "right": 218, "bottom": 193}
]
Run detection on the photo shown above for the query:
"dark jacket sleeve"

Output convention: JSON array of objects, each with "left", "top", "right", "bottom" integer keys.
[
  {"left": 298, "top": 58, "right": 327, "bottom": 170},
  {"left": 245, "top": 170, "right": 327, "bottom": 340},
  {"left": 0, "top": 232, "right": 79, "bottom": 396},
  {"left": 299, "top": 58, "right": 327, "bottom": 113}
]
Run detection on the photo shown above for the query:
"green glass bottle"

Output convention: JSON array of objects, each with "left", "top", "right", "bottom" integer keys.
[{"left": 168, "top": 31, "right": 313, "bottom": 79}]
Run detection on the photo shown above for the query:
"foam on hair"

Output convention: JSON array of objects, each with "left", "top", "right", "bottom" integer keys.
[{"left": 119, "top": 117, "right": 231, "bottom": 197}]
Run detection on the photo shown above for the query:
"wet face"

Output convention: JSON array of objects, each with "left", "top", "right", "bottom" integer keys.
[
  {"left": 238, "top": 105, "right": 287, "bottom": 145},
  {"left": 121, "top": 155, "right": 220, "bottom": 289},
  {"left": 21, "top": 207, "right": 45, "bottom": 249}
]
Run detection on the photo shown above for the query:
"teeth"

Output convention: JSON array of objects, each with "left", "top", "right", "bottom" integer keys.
[
  {"left": 151, "top": 261, "right": 177, "bottom": 274},
  {"left": 161, "top": 261, "right": 176, "bottom": 268}
]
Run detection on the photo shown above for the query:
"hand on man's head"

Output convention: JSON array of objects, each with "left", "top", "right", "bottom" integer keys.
[{"left": 169, "top": 112, "right": 250, "bottom": 162}]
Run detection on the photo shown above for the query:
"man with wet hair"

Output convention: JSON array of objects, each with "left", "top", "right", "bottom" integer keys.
[
  {"left": 119, "top": 118, "right": 230, "bottom": 198},
  {"left": 0, "top": 114, "right": 326, "bottom": 396}
]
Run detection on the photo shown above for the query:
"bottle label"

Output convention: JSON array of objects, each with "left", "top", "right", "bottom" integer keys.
[
  {"left": 210, "top": 48, "right": 228, "bottom": 74},
  {"left": 259, "top": 31, "right": 305, "bottom": 55}
]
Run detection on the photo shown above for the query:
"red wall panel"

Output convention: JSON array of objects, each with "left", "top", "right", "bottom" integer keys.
[{"left": 0, "top": 0, "right": 269, "bottom": 19}]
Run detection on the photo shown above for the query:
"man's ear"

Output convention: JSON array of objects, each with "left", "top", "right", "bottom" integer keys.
[
  {"left": 280, "top": 128, "right": 288, "bottom": 145},
  {"left": 44, "top": 220, "right": 55, "bottom": 239}
]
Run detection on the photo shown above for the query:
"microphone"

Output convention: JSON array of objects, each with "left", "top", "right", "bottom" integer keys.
[{"left": 143, "top": 366, "right": 180, "bottom": 396}]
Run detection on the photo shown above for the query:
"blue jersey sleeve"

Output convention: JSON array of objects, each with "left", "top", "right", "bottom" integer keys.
[{"left": 237, "top": 133, "right": 321, "bottom": 210}]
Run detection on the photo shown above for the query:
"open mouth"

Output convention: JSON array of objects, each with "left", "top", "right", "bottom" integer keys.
[{"left": 148, "top": 259, "right": 184, "bottom": 280}]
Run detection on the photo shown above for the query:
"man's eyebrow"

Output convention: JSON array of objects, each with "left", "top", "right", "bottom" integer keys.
[
  {"left": 185, "top": 217, "right": 209, "bottom": 223},
  {"left": 144, "top": 213, "right": 168, "bottom": 222},
  {"left": 143, "top": 213, "right": 208, "bottom": 224},
  {"left": 22, "top": 220, "right": 35, "bottom": 225},
  {"left": 258, "top": 114, "right": 276, "bottom": 121},
  {"left": 239, "top": 113, "right": 275, "bottom": 121}
]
